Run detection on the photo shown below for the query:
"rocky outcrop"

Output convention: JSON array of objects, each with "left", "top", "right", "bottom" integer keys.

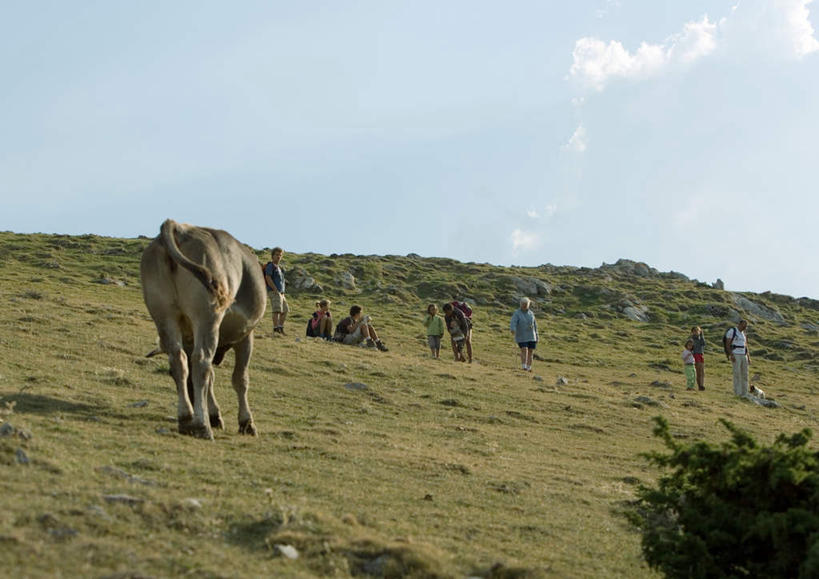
[
  {"left": 336, "top": 271, "right": 357, "bottom": 291},
  {"left": 732, "top": 294, "right": 785, "bottom": 323},
  {"left": 508, "top": 276, "right": 552, "bottom": 297},
  {"left": 288, "top": 267, "right": 323, "bottom": 292}
]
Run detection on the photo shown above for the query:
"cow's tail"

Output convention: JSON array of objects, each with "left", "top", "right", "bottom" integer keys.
[{"left": 160, "top": 219, "right": 230, "bottom": 310}]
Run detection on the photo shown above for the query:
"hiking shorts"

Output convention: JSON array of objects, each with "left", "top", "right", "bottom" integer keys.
[
  {"left": 427, "top": 335, "right": 442, "bottom": 350},
  {"left": 517, "top": 341, "right": 537, "bottom": 350},
  {"left": 342, "top": 325, "right": 366, "bottom": 346},
  {"left": 694, "top": 353, "right": 704, "bottom": 364},
  {"left": 268, "top": 291, "right": 289, "bottom": 314}
]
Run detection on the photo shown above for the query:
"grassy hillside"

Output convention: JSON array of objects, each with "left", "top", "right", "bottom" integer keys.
[{"left": 0, "top": 229, "right": 817, "bottom": 578}]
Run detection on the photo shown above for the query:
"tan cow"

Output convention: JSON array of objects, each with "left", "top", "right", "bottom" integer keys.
[{"left": 140, "top": 219, "right": 266, "bottom": 439}]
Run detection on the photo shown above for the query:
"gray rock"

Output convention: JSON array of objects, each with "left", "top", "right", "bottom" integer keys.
[
  {"left": 289, "top": 267, "right": 323, "bottom": 292},
  {"left": 509, "top": 276, "right": 552, "bottom": 297},
  {"left": 337, "top": 271, "right": 356, "bottom": 290},
  {"left": 556, "top": 376, "right": 569, "bottom": 386},
  {"left": 634, "top": 395, "right": 667, "bottom": 408},
  {"left": 182, "top": 498, "right": 202, "bottom": 509},
  {"left": 650, "top": 380, "right": 671, "bottom": 388},
  {"left": 732, "top": 294, "right": 785, "bottom": 323},
  {"left": 713, "top": 278, "right": 725, "bottom": 290},
  {"left": 129, "top": 400, "right": 149, "bottom": 408},
  {"left": 344, "top": 382, "right": 369, "bottom": 391},
  {"left": 102, "top": 494, "right": 145, "bottom": 505},
  {"left": 15, "top": 448, "right": 29, "bottom": 464},
  {"left": 0, "top": 422, "right": 14, "bottom": 437},
  {"left": 274, "top": 544, "right": 299, "bottom": 560},
  {"left": 622, "top": 305, "right": 650, "bottom": 322}
]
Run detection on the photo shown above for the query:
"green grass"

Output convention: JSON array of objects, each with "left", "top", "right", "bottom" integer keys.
[{"left": 0, "top": 230, "right": 817, "bottom": 577}]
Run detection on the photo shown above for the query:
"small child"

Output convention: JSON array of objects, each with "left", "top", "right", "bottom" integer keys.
[
  {"left": 422, "top": 304, "right": 445, "bottom": 358},
  {"left": 308, "top": 299, "right": 333, "bottom": 339},
  {"left": 682, "top": 339, "right": 696, "bottom": 390},
  {"left": 449, "top": 318, "right": 466, "bottom": 362}
]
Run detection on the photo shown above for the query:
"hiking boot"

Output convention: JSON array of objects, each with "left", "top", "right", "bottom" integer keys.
[
  {"left": 366, "top": 338, "right": 377, "bottom": 349},
  {"left": 376, "top": 340, "right": 388, "bottom": 352},
  {"left": 698, "top": 386, "right": 705, "bottom": 391}
]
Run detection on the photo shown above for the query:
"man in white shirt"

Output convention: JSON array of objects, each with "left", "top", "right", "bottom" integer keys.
[{"left": 724, "top": 320, "right": 750, "bottom": 397}]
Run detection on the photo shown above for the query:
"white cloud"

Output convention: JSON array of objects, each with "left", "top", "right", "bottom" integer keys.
[
  {"left": 778, "top": 0, "right": 819, "bottom": 57},
  {"left": 569, "top": 15, "right": 717, "bottom": 90},
  {"left": 719, "top": 0, "right": 819, "bottom": 59},
  {"left": 562, "top": 124, "right": 588, "bottom": 152},
  {"left": 674, "top": 16, "right": 719, "bottom": 63},
  {"left": 511, "top": 229, "right": 541, "bottom": 251},
  {"left": 527, "top": 204, "right": 558, "bottom": 220}
]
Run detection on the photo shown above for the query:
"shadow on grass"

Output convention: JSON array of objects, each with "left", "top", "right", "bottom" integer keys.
[
  {"left": 0, "top": 392, "right": 126, "bottom": 420},
  {"left": 225, "top": 514, "right": 283, "bottom": 551}
]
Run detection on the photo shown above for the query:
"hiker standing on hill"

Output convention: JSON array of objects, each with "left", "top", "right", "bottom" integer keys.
[
  {"left": 451, "top": 295, "right": 474, "bottom": 363},
  {"left": 443, "top": 303, "right": 470, "bottom": 362},
  {"left": 690, "top": 326, "right": 706, "bottom": 391},
  {"left": 724, "top": 320, "right": 750, "bottom": 397},
  {"left": 264, "top": 247, "right": 288, "bottom": 335},
  {"left": 510, "top": 297, "right": 538, "bottom": 372}
]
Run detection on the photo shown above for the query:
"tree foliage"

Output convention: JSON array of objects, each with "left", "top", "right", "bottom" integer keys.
[{"left": 630, "top": 416, "right": 819, "bottom": 578}]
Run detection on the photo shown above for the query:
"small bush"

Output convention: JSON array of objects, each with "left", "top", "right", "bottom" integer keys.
[{"left": 629, "top": 416, "right": 819, "bottom": 578}]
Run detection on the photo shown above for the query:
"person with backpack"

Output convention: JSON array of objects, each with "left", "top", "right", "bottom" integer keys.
[
  {"left": 510, "top": 297, "right": 539, "bottom": 372},
  {"left": 690, "top": 326, "right": 706, "bottom": 391},
  {"left": 334, "top": 305, "right": 388, "bottom": 351},
  {"left": 263, "top": 247, "right": 288, "bottom": 335},
  {"left": 306, "top": 299, "right": 333, "bottom": 340},
  {"left": 450, "top": 295, "right": 473, "bottom": 363},
  {"left": 442, "top": 302, "right": 470, "bottom": 362},
  {"left": 723, "top": 320, "right": 751, "bottom": 397}
]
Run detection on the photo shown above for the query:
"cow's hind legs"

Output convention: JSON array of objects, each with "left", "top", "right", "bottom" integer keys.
[
  {"left": 232, "top": 333, "right": 257, "bottom": 435},
  {"left": 188, "top": 325, "right": 219, "bottom": 440}
]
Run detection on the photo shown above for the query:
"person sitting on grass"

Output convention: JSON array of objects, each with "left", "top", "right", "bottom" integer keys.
[
  {"left": 334, "top": 305, "right": 388, "bottom": 352},
  {"left": 307, "top": 299, "right": 333, "bottom": 340}
]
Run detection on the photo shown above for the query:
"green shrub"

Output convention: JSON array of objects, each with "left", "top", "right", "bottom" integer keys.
[{"left": 629, "top": 416, "right": 819, "bottom": 578}]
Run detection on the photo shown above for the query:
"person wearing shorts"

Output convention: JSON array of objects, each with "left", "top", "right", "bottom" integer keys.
[
  {"left": 264, "top": 247, "right": 289, "bottom": 335},
  {"left": 423, "top": 304, "right": 445, "bottom": 358},
  {"left": 334, "top": 305, "right": 388, "bottom": 352},
  {"left": 510, "top": 297, "right": 539, "bottom": 372}
]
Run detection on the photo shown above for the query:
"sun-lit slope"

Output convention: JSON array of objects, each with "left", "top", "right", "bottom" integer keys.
[{"left": 0, "top": 230, "right": 816, "bottom": 577}]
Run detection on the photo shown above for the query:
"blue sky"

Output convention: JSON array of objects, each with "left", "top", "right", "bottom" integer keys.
[{"left": 2, "top": 1, "right": 817, "bottom": 298}]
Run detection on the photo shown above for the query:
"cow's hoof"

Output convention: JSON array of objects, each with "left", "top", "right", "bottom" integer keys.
[
  {"left": 194, "top": 425, "right": 214, "bottom": 440},
  {"left": 178, "top": 416, "right": 196, "bottom": 435},
  {"left": 209, "top": 414, "right": 224, "bottom": 429},
  {"left": 238, "top": 420, "right": 257, "bottom": 436},
  {"left": 179, "top": 418, "right": 214, "bottom": 440}
]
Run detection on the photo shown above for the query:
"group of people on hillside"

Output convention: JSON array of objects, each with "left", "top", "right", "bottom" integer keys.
[
  {"left": 681, "top": 319, "right": 757, "bottom": 399},
  {"left": 265, "top": 248, "right": 761, "bottom": 392},
  {"left": 263, "top": 248, "right": 389, "bottom": 351},
  {"left": 262, "top": 248, "right": 542, "bottom": 370}
]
